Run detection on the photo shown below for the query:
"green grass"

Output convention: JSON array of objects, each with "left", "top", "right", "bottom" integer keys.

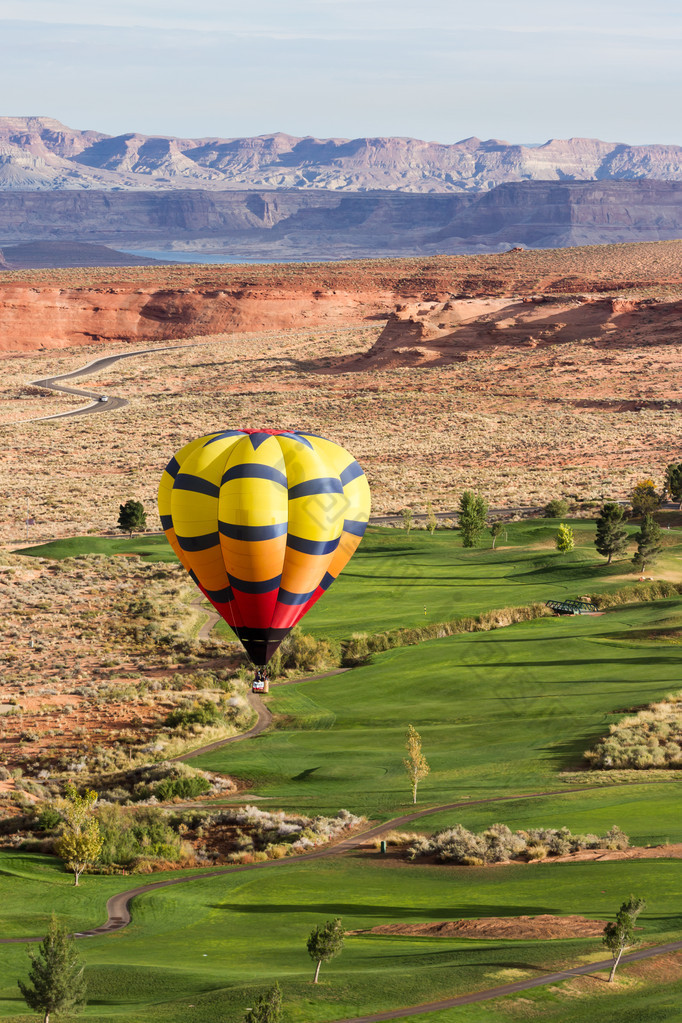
[
  {"left": 9, "top": 521, "right": 682, "bottom": 1022},
  {"left": 192, "top": 600, "right": 682, "bottom": 831},
  {"left": 16, "top": 534, "right": 173, "bottom": 562},
  {"left": 18, "top": 521, "right": 682, "bottom": 644},
  {"left": 0, "top": 851, "right": 680, "bottom": 1022}
]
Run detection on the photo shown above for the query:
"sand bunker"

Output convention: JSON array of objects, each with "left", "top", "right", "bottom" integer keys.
[{"left": 356, "top": 915, "right": 606, "bottom": 940}]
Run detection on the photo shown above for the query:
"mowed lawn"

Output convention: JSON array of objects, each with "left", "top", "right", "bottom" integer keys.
[
  {"left": 0, "top": 851, "right": 681, "bottom": 1022},
  {"left": 19, "top": 519, "right": 682, "bottom": 641},
  {"left": 193, "top": 600, "right": 682, "bottom": 835}
]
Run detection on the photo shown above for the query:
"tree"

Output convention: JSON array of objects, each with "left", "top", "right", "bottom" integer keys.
[
  {"left": 631, "top": 479, "right": 662, "bottom": 517},
  {"left": 603, "top": 895, "right": 646, "bottom": 982},
  {"left": 458, "top": 491, "right": 488, "bottom": 548},
  {"left": 489, "top": 522, "right": 503, "bottom": 550},
  {"left": 555, "top": 523, "right": 575, "bottom": 553},
  {"left": 403, "top": 724, "right": 430, "bottom": 804},
  {"left": 117, "top": 499, "right": 147, "bottom": 538},
  {"left": 307, "top": 918, "right": 344, "bottom": 984},
  {"left": 594, "top": 502, "right": 629, "bottom": 565},
  {"left": 401, "top": 507, "right": 413, "bottom": 534},
  {"left": 18, "top": 916, "right": 87, "bottom": 1023},
  {"left": 544, "top": 498, "right": 569, "bottom": 518},
  {"left": 54, "top": 785, "right": 102, "bottom": 886},
  {"left": 244, "top": 983, "right": 282, "bottom": 1023},
  {"left": 632, "top": 514, "right": 662, "bottom": 573},
  {"left": 665, "top": 462, "right": 682, "bottom": 508},
  {"left": 426, "top": 501, "right": 437, "bottom": 536}
]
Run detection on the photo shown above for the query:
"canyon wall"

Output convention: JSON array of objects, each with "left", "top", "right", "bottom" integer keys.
[
  {"left": 0, "top": 283, "right": 395, "bottom": 352},
  {"left": 1, "top": 181, "right": 682, "bottom": 260}
]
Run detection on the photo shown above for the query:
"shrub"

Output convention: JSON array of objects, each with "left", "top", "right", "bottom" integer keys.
[
  {"left": 544, "top": 499, "right": 569, "bottom": 517},
  {"left": 165, "top": 700, "right": 222, "bottom": 730},
  {"left": 153, "top": 775, "right": 211, "bottom": 801},
  {"left": 585, "top": 692, "right": 682, "bottom": 769},
  {"left": 96, "top": 805, "right": 189, "bottom": 867},
  {"left": 406, "top": 822, "right": 628, "bottom": 864},
  {"left": 36, "top": 805, "right": 62, "bottom": 832}
]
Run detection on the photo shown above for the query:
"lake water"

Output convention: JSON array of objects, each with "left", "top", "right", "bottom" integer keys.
[{"left": 117, "top": 249, "right": 329, "bottom": 265}]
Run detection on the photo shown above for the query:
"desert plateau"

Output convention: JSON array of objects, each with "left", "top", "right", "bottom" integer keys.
[{"left": 1, "top": 242, "right": 681, "bottom": 545}]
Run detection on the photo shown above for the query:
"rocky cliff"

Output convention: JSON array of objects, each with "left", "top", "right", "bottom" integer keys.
[
  {"left": 2, "top": 117, "right": 682, "bottom": 193},
  {"left": 3, "top": 241, "right": 682, "bottom": 354},
  {"left": 2, "top": 181, "right": 682, "bottom": 260}
]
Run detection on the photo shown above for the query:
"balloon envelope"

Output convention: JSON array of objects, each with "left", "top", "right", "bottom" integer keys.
[{"left": 158, "top": 429, "right": 371, "bottom": 665}]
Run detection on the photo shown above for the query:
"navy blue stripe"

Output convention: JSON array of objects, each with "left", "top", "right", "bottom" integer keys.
[
  {"left": 176, "top": 532, "right": 220, "bottom": 552},
  {"left": 288, "top": 477, "right": 343, "bottom": 500},
  {"left": 160, "top": 514, "right": 174, "bottom": 531},
  {"left": 340, "top": 461, "right": 364, "bottom": 487},
  {"left": 320, "top": 571, "right": 335, "bottom": 591},
  {"left": 203, "top": 430, "right": 245, "bottom": 447},
  {"left": 204, "top": 585, "right": 234, "bottom": 603},
  {"left": 219, "top": 521, "right": 288, "bottom": 542},
  {"left": 280, "top": 432, "right": 313, "bottom": 449},
  {"left": 221, "top": 464, "right": 288, "bottom": 488},
  {"left": 164, "top": 456, "right": 180, "bottom": 479},
  {"left": 228, "top": 574, "right": 282, "bottom": 594},
  {"left": 277, "top": 587, "right": 317, "bottom": 605},
  {"left": 343, "top": 518, "right": 368, "bottom": 537},
  {"left": 248, "top": 432, "right": 275, "bottom": 450},
  {"left": 174, "top": 473, "right": 220, "bottom": 499},
  {"left": 287, "top": 535, "right": 340, "bottom": 555}
]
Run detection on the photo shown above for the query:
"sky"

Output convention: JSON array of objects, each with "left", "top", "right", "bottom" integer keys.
[{"left": 0, "top": 0, "right": 681, "bottom": 144}]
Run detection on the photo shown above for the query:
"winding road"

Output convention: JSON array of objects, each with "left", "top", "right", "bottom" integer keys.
[{"left": 27, "top": 343, "right": 201, "bottom": 422}]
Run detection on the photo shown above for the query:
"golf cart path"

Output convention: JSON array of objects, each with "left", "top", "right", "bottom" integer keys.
[
  {"left": 3, "top": 800, "right": 681, "bottom": 1020},
  {"left": 327, "top": 938, "right": 682, "bottom": 1020}
]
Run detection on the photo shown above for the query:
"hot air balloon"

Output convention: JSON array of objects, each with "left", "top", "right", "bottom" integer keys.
[{"left": 158, "top": 429, "right": 371, "bottom": 666}]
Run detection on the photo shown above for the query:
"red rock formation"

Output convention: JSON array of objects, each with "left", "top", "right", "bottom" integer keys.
[{"left": 0, "top": 283, "right": 394, "bottom": 352}]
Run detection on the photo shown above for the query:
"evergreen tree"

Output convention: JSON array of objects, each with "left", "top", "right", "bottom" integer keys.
[
  {"left": 307, "top": 919, "right": 345, "bottom": 984},
  {"left": 18, "top": 917, "right": 87, "bottom": 1023},
  {"left": 458, "top": 491, "right": 488, "bottom": 548},
  {"left": 117, "top": 500, "right": 147, "bottom": 538},
  {"left": 603, "top": 896, "right": 646, "bottom": 982},
  {"left": 594, "top": 502, "right": 629, "bottom": 564},
  {"left": 632, "top": 514, "right": 662, "bottom": 572},
  {"left": 665, "top": 462, "right": 682, "bottom": 508},
  {"left": 244, "top": 983, "right": 282, "bottom": 1023},
  {"left": 555, "top": 523, "right": 575, "bottom": 553}
]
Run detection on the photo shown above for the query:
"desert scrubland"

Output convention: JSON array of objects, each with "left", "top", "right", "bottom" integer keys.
[{"left": 0, "top": 243, "right": 681, "bottom": 543}]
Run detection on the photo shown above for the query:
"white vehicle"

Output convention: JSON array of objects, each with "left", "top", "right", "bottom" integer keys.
[{"left": 98, "top": 395, "right": 109, "bottom": 402}]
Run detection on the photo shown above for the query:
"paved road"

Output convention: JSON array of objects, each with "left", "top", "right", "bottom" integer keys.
[{"left": 27, "top": 343, "right": 201, "bottom": 422}]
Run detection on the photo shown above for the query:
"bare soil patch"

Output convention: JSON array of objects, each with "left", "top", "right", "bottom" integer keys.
[{"left": 352, "top": 914, "right": 606, "bottom": 940}]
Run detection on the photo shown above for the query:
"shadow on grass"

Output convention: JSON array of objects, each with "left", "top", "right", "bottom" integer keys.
[{"left": 214, "top": 903, "right": 557, "bottom": 917}]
